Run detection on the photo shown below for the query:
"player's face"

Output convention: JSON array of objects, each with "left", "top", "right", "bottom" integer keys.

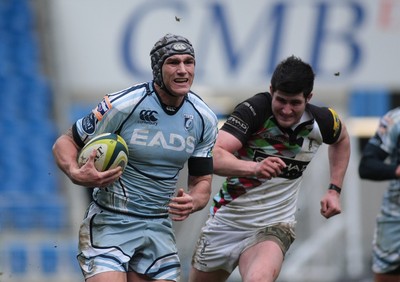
[
  {"left": 162, "top": 54, "right": 195, "bottom": 97},
  {"left": 271, "top": 90, "right": 310, "bottom": 128}
]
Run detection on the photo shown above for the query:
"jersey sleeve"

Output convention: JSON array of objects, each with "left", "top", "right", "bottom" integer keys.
[
  {"left": 72, "top": 89, "right": 137, "bottom": 148},
  {"left": 309, "top": 105, "right": 342, "bottom": 144},
  {"left": 186, "top": 91, "right": 219, "bottom": 159},
  {"left": 72, "top": 95, "right": 118, "bottom": 147},
  {"left": 359, "top": 111, "right": 400, "bottom": 180},
  {"left": 358, "top": 140, "right": 397, "bottom": 180},
  {"left": 187, "top": 96, "right": 219, "bottom": 175},
  {"left": 221, "top": 92, "right": 271, "bottom": 145}
]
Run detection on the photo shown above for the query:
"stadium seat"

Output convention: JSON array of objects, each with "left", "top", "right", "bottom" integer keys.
[
  {"left": 9, "top": 244, "right": 28, "bottom": 274},
  {"left": 40, "top": 243, "right": 58, "bottom": 274}
]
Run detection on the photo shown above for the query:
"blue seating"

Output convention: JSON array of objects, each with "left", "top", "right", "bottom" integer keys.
[
  {"left": 40, "top": 244, "right": 58, "bottom": 274},
  {"left": 9, "top": 244, "right": 28, "bottom": 274},
  {"left": 38, "top": 197, "right": 68, "bottom": 231},
  {"left": 5, "top": 240, "right": 82, "bottom": 277},
  {"left": 0, "top": 1, "right": 80, "bottom": 280},
  {"left": 0, "top": 0, "right": 69, "bottom": 235}
]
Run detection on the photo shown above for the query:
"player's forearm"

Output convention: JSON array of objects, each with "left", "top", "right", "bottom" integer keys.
[
  {"left": 213, "top": 147, "right": 257, "bottom": 177},
  {"left": 328, "top": 126, "right": 350, "bottom": 187},
  {"left": 52, "top": 134, "right": 80, "bottom": 179},
  {"left": 188, "top": 175, "right": 212, "bottom": 212}
]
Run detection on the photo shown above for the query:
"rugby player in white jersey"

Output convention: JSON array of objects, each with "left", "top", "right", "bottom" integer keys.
[
  {"left": 190, "top": 55, "right": 351, "bottom": 282},
  {"left": 53, "top": 34, "right": 218, "bottom": 282}
]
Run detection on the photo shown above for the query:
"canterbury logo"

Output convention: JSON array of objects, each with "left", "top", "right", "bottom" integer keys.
[
  {"left": 139, "top": 110, "right": 158, "bottom": 122},
  {"left": 172, "top": 43, "right": 188, "bottom": 51}
]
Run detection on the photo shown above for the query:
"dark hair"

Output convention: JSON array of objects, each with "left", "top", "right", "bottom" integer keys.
[{"left": 270, "top": 55, "right": 315, "bottom": 98}]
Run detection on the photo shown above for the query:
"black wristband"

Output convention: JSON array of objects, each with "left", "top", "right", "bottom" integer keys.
[{"left": 328, "top": 183, "right": 341, "bottom": 194}]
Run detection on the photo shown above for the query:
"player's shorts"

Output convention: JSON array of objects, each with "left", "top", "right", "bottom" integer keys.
[
  {"left": 191, "top": 216, "right": 295, "bottom": 273},
  {"left": 77, "top": 202, "right": 181, "bottom": 281},
  {"left": 372, "top": 216, "right": 400, "bottom": 274}
]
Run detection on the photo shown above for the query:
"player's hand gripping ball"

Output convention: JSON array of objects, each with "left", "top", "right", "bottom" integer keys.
[{"left": 78, "top": 133, "right": 129, "bottom": 172}]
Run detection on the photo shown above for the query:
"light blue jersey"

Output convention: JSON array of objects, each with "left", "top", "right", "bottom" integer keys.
[
  {"left": 364, "top": 107, "right": 400, "bottom": 273},
  {"left": 73, "top": 82, "right": 218, "bottom": 217},
  {"left": 369, "top": 107, "right": 400, "bottom": 218}
]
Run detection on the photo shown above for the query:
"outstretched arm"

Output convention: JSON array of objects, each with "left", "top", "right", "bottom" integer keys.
[{"left": 320, "top": 123, "right": 351, "bottom": 218}]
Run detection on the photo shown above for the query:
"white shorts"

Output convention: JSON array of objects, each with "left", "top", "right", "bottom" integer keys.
[
  {"left": 191, "top": 216, "right": 295, "bottom": 273},
  {"left": 77, "top": 202, "right": 181, "bottom": 281}
]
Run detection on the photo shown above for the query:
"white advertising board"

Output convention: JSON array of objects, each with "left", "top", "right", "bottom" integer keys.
[{"left": 48, "top": 0, "right": 399, "bottom": 99}]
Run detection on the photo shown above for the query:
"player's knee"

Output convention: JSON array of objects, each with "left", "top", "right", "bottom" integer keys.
[{"left": 241, "top": 268, "right": 279, "bottom": 282}]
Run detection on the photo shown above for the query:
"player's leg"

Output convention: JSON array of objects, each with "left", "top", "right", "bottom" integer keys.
[
  {"left": 374, "top": 272, "right": 400, "bottom": 282},
  {"left": 190, "top": 217, "right": 245, "bottom": 282},
  {"left": 238, "top": 223, "right": 295, "bottom": 282},
  {"left": 86, "top": 270, "right": 181, "bottom": 282},
  {"left": 238, "top": 240, "right": 284, "bottom": 282},
  {"left": 126, "top": 217, "right": 181, "bottom": 281},
  {"left": 189, "top": 267, "right": 230, "bottom": 282},
  {"left": 78, "top": 204, "right": 134, "bottom": 281},
  {"left": 87, "top": 271, "right": 127, "bottom": 282},
  {"left": 372, "top": 218, "right": 400, "bottom": 282},
  {"left": 128, "top": 271, "right": 178, "bottom": 282}
]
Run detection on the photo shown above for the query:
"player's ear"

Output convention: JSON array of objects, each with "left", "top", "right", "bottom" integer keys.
[{"left": 306, "top": 93, "right": 313, "bottom": 103}]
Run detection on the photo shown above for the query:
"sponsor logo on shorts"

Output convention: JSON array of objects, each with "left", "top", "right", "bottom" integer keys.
[{"left": 200, "top": 239, "right": 209, "bottom": 256}]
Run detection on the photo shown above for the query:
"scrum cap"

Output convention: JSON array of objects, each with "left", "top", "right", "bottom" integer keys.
[{"left": 150, "top": 33, "right": 195, "bottom": 88}]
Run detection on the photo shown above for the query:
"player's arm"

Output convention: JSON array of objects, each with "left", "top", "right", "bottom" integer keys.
[
  {"left": 52, "top": 128, "right": 122, "bottom": 187},
  {"left": 358, "top": 140, "right": 398, "bottom": 180},
  {"left": 320, "top": 123, "right": 350, "bottom": 218},
  {"left": 213, "top": 130, "right": 285, "bottom": 178},
  {"left": 169, "top": 157, "right": 213, "bottom": 221},
  {"left": 168, "top": 174, "right": 212, "bottom": 222},
  {"left": 327, "top": 122, "right": 350, "bottom": 190},
  {"left": 52, "top": 128, "right": 82, "bottom": 176}
]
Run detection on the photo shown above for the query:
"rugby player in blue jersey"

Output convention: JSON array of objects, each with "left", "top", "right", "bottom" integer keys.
[
  {"left": 53, "top": 34, "right": 218, "bottom": 282},
  {"left": 190, "top": 56, "right": 351, "bottom": 282},
  {"left": 359, "top": 108, "right": 400, "bottom": 282}
]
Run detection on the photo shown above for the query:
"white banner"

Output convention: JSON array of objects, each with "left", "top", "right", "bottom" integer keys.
[{"left": 49, "top": 0, "right": 399, "bottom": 98}]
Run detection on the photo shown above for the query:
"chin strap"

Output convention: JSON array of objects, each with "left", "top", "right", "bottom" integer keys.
[
  {"left": 156, "top": 79, "right": 179, "bottom": 98},
  {"left": 161, "top": 85, "right": 178, "bottom": 97}
]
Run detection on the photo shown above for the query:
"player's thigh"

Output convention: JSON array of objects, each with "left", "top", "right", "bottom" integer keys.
[
  {"left": 189, "top": 266, "right": 230, "bottom": 282},
  {"left": 127, "top": 271, "right": 174, "bottom": 282},
  {"left": 86, "top": 271, "right": 127, "bottom": 282},
  {"left": 374, "top": 273, "right": 400, "bottom": 282},
  {"left": 238, "top": 240, "right": 284, "bottom": 282}
]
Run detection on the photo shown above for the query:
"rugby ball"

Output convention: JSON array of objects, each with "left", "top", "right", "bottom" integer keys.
[{"left": 77, "top": 133, "right": 129, "bottom": 172}]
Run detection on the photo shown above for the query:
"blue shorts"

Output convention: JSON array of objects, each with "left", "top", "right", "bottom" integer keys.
[
  {"left": 77, "top": 202, "right": 181, "bottom": 281},
  {"left": 372, "top": 216, "right": 400, "bottom": 274}
]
